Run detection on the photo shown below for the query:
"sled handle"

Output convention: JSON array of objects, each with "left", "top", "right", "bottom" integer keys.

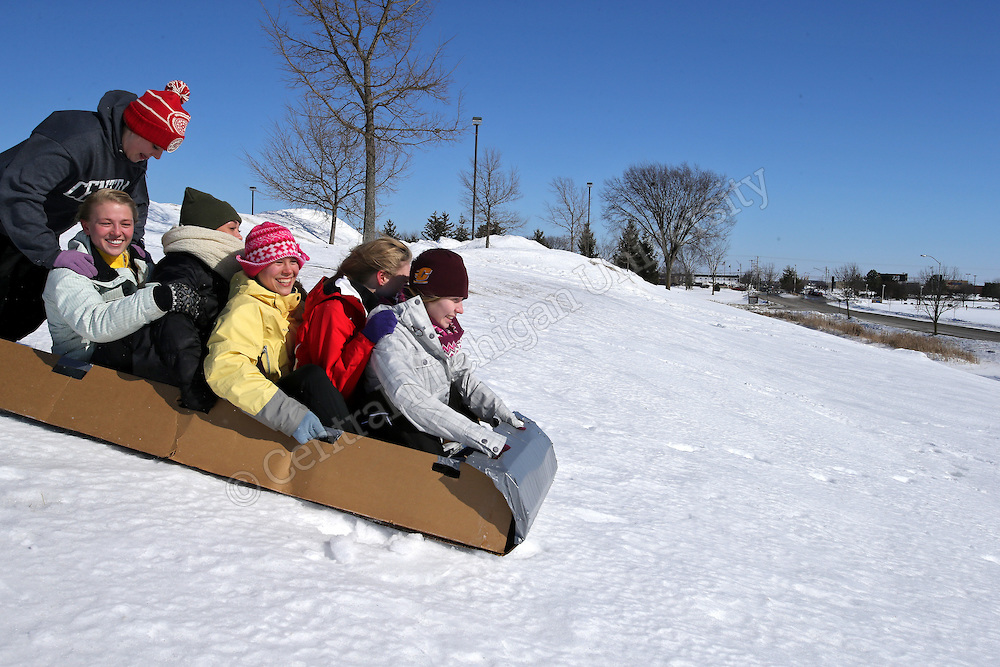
[
  {"left": 53, "top": 356, "right": 93, "bottom": 380},
  {"left": 432, "top": 456, "right": 462, "bottom": 479}
]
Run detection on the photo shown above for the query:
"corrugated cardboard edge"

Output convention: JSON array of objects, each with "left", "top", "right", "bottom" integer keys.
[{"left": 0, "top": 339, "right": 514, "bottom": 554}]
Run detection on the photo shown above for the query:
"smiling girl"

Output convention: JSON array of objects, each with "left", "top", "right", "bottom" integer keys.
[
  {"left": 204, "top": 222, "right": 349, "bottom": 445},
  {"left": 362, "top": 248, "right": 523, "bottom": 458}
]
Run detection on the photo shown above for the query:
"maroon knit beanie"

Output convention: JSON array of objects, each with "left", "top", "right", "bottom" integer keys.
[
  {"left": 123, "top": 81, "right": 191, "bottom": 152},
  {"left": 237, "top": 222, "right": 309, "bottom": 277},
  {"left": 410, "top": 248, "right": 468, "bottom": 298}
]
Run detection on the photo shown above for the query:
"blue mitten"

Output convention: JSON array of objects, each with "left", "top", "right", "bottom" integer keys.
[
  {"left": 53, "top": 250, "right": 97, "bottom": 277},
  {"left": 291, "top": 411, "right": 326, "bottom": 444},
  {"left": 362, "top": 309, "right": 398, "bottom": 344}
]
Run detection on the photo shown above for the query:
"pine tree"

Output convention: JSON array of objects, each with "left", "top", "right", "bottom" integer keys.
[
  {"left": 452, "top": 215, "right": 470, "bottom": 242},
  {"left": 578, "top": 222, "right": 598, "bottom": 258},
  {"left": 532, "top": 229, "right": 550, "bottom": 248},
  {"left": 382, "top": 219, "right": 399, "bottom": 238},
  {"left": 423, "top": 211, "right": 452, "bottom": 240},
  {"left": 613, "top": 221, "right": 659, "bottom": 283}
]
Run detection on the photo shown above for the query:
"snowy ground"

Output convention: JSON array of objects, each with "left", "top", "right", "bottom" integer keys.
[
  {"left": 849, "top": 296, "right": 1000, "bottom": 330},
  {"left": 2, "top": 206, "right": 999, "bottom": 665}
]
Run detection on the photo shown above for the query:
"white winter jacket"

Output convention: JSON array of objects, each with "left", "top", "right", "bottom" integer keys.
[
  {"left": 43, "top": 230, "right": 164, "bottom": 360},
  {"left": 365, "top": 296, "right": 517, "bottom": 456}
]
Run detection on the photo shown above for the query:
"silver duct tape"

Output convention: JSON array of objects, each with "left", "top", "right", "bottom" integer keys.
[{"left": 465, "top": 413, "right": 558, "bottom": 545}]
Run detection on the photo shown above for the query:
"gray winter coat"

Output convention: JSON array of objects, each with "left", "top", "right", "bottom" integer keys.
[
  {"left": 365, "top": 296, "right": 517, "bottom": 456},
  {"left": 42, "top": 230, "right": 164, "bottom": 360}
]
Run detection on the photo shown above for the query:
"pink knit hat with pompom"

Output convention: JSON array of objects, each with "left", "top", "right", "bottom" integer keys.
[{"left": 237, "top": 222, "right": 309, "bottom": 277}]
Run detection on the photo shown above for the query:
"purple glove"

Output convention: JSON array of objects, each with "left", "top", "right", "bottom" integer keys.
[
  {"left": 362, "top": 309, "right": 397, "bottom": 344},
  {"left": 53, "top": 250, "right": 97, "bottom": 278},
  {"left": 130, "top": 243, "right": 149, "bottom": 260}
]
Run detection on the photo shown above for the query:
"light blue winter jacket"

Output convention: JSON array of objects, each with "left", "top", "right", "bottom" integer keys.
[{"left": 42, "top": 230, "right": 164, "bottom": 360}]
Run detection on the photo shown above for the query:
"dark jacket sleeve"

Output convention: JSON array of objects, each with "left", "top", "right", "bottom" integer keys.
[
  {"left": 0, "top": 135, "right": 78, "bottom": 267},
  {"left": 131, "top": 253, "right": 226, "bottom": 412}
]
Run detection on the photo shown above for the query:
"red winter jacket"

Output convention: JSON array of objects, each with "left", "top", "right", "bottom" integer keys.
[{"left": 294, "top": 276, "right": 374, "bottom": 398}]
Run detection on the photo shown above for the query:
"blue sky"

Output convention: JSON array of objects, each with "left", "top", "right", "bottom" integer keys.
[{"left": 2, "top": 1, "right": 997, "bottom": 282}]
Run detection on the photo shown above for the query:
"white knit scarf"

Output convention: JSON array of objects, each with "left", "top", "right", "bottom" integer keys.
[{"left": 161, "top": 225, "right": 245, "bottom": 281}]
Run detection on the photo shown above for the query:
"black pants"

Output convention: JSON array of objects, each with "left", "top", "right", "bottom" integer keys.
[
  {"left": 356, "top": 386, "right": 481, "bottom": 457},
  {"left": 278, "top": 364, "right": 351, "bottom": 430},
  {"left": 0, "top": 235, "right": 48, "bottom": 342}
]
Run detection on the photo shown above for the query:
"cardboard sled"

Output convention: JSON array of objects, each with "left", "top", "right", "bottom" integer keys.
[{"left": 0, "top": 338, "right": 557, "bottom": 555}]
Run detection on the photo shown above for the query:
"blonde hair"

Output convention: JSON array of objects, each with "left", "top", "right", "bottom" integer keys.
[
  {"left": 76, "top": 188, "right": 138, "bottom": 224},
  {"left": 334, "top": 237, "right": 411, "bottom": 283}
]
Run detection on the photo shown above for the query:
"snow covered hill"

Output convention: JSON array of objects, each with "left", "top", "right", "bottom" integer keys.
[{"left": 2, "top": 205, "right": 999, "bottom": 665}]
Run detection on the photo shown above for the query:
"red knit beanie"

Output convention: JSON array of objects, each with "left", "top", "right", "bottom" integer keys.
[
  {"left": 410, "top": 248, "right": 468, "bottom": 298},
  {"left": 237, "top": 222, "right": 310, "bottom": 277},
  {"left": 123, "top": 81, "right": 191, "bottom": 152}
]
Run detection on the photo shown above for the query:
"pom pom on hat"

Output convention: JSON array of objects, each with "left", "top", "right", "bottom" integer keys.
[
  {"left": 237, "top": 222, "right": 309, "bottom": 277},
  {"left": 124, "top": 80, "right": 191, "bottom": 153},
  {"left": 179, "top": 187, "right": 240, "bottom": 230},
  {"left": 410, "top": 248, "right": 468, "bottom": 299}
]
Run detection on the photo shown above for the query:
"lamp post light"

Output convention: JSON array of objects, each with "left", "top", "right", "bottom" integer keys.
[
  {"left": 471, "top": 117, "right": 482, "bottom": 242},
  {"left": 921, "top": 252, "right": 942, "bottom": 294},
  {"left": 920, "top": 253, "right": 942, "bottom": 275},
  {"left": 586, "top": 182, "right": 593, "bottom": 227},
  {"left": 249, "top": 186, "right": 256, "bottom": 215},
  {"left": 586, "top": 182, "right": 593, "bottom": 255}
]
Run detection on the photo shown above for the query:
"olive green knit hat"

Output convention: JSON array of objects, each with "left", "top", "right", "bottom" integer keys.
[{"left": 179, "top": 187, "right": 241, "bottom": 230}]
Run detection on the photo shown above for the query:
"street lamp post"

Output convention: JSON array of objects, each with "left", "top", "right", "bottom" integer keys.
[
  {"left": 920, "top": 253, "right": 942, "bottom": 275},
  {"left": 249, "top": 186, "right": 256, "bottom": 215},
  {"left": 586, "top": 182, "right": 593, "bottom": 255},
  {"left": 471, "top": 117, "right": 482, "bottom": 242},
  {"left": 921, "top": 252, "right": 942, "bottom": 292}
]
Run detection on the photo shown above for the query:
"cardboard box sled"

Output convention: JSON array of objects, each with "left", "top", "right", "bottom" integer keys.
[{"left": 0, "top": 338, "right": 557, "bottom": 555}]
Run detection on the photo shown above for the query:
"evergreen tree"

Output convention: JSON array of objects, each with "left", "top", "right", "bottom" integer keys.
[
  {"left": 532, "top": 229, "right": 550, "bottom": 248},
  {"left": 381, "top": 219, "right": 399, "bottom": 238},
  {"left": 452, "top": 215, "right": 470, "bottom": 242},
  {"left": 422, "top": 210, "right": 452, "bottom": 240},
  {"left": 613, "top": 221, "right": 659, "bottom": 283},
  {"left": 578, "top": 222, "right": 598, "bottom": 258},
  {"left": 779, "top": 266, "right": 802, "bottom": 293}
]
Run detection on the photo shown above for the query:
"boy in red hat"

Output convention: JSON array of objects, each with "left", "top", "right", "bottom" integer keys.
[{"left": 0, "top": 81, "right": 191, "bottom": 342}]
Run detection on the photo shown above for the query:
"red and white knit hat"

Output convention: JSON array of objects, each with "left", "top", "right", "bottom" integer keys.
[
  {"left": 123, "top": 80, "right": 191, "bottom": 152},
  {"left": 237, "top": 222, "right": 310, "bottom": 277}
]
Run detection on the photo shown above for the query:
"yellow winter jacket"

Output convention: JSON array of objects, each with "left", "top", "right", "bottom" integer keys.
[{"left": 204, "top": 272, "right": 303, "bottom": 419}]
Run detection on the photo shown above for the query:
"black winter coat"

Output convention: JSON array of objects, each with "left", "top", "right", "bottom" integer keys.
[
  {"left": 0, "top": 90, "right": 150, "bottom": 268},
  {"left": 131, "top": 252, "right": 230, "bottom": 412}
]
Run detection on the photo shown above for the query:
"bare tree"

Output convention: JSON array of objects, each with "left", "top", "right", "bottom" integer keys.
[
  {"left": 245, "top": 97, "right": 404, "bottom": 243},
  {"left": 917, "top": 265, "right": 961, "bottom": 335},
  {"left": 673, "top": 246, "right": 697, "bottom": 289},
  {"left": 697, "top": 236, "right": 730, "bottom": 293},
  {"left": 602, "top": 162, "right": 734, "bottom": 289},
  {"left": 833, "top": 262, "right": 866, "bottom": 318},
  {"left": 760, "top": 262, "right": 778, "bottom": 291},
  {"left": 543, "top": 177, "right": 588, "bottom": 252},
  {"left": 458, "top": 148, "right": 522, "bottom": 247},
  {"left": 264, "top": 0, "right": 462, "bottom": 242}
]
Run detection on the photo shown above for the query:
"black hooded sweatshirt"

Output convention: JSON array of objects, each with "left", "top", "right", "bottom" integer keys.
[{"left": 0, "top": 90, "right": 150, "bottom": 268}]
